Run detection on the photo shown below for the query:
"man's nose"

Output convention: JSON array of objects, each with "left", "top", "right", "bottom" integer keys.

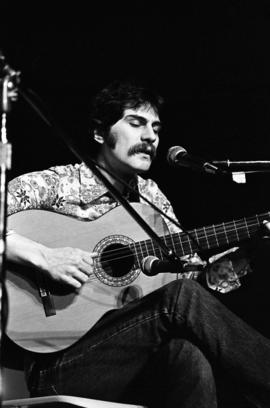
[{"left": 141, "top": 125, "right": 157, "bottom": 143}]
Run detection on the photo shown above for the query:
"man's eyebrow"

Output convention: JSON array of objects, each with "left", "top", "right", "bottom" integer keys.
[{"left": 124, "top": 114, "right": 162, "bottom": 127}]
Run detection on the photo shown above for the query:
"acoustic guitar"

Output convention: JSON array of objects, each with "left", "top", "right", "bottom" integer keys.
[{"left": 5, "top": 203, "right": 269, "bottom": 353}]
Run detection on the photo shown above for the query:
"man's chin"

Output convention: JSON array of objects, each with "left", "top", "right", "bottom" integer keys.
[
  {"left": 127, "top": 164, "right": 151, "bottom": 175},
  {"left": 136, "top": 158, "right": 152, "bottom": 170}
]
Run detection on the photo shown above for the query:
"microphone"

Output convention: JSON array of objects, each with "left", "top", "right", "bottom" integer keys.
[
  {"left": 167, "top": 146, "right": 222, "bottom": 175},
  {"left": 141, "top": 256, "right": 182, "bottom": 276}
]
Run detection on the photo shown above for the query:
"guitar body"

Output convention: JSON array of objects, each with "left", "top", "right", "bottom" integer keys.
[{"left": 6, "top": 204, "right": 177, "bottom": 353}]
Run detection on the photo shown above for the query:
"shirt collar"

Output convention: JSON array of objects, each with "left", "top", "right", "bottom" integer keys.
[{"left": 79, "top": 162, "right": 141, "bottom": 204}]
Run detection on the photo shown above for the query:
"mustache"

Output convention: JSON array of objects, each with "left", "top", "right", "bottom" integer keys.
[{"left": 128, "top": 143, "right": 157, "bottom": 159}]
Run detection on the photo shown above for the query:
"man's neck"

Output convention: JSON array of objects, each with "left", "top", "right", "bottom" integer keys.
[{"left": 96, "top": 156, "right": 135, "bottom": 194}]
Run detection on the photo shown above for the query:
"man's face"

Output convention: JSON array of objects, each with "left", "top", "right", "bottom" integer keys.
[{"left": 99, "top": 105, "right": 161, "bottom": 176}]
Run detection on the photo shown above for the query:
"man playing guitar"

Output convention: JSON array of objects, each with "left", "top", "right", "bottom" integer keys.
[{"left": 5, "top": 80, "right": 270, "bottom": 407}]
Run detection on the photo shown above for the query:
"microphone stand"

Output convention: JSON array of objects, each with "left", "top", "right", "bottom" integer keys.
[
  {"left": 212, "top": 160, "right": 270, "bottom": 171},
  {"left": 0, "top": 59, "right": 181, "bottom": 407},
  {"left": 212, "top": 160, "right": 270, "bottom": 176},
  {"left": 0, "top": 55, "right": 20, "bottom": 405},
  {"left": 211, "top": 160, "right": 270, "bottom": 183},
  {"left": 18, "top": 88, "right": 181, "bottom": 265}
]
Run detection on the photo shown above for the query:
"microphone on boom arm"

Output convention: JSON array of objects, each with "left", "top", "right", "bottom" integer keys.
[
  {"left": 141, "top": 256, "right": 183, "bottom": 277},
  {"left": 166, "top": 146, "right": 225, "bottom": 175}
]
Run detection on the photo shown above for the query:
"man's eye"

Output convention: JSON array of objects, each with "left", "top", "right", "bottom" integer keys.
[{"left": 130, "top": 122, "right": 141, "bottom": 127}]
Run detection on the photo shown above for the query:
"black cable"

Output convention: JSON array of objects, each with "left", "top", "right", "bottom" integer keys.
[
  {"left": 18, "top": 87, "right": 182, "bottom": 261},
  {"left": 21, "top": 87, "right": 203, "bottom": 255}
]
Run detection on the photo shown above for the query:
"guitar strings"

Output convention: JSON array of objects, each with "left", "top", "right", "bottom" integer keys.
[
  {"left": 97, "top": 221, "right": 261, "bottom": 262},
  {"left": 91, "top": 217, "right": 264, "bottom": 265}
]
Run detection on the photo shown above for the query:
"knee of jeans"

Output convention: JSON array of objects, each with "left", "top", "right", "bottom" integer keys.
[
  {"left": 168, "top": 339, "right": 214, "bottom": 381},
  {"left": 167, "top": 277, "right": 201, "bottom": 295},
  {"left": 183, "top": 341, "right": 212, "bottom": 371}
]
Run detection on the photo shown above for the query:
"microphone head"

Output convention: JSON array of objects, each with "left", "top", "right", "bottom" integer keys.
[
  {"left": 166, "top": 146, "right": 187, "bottom": 165},
  {"left": 141, "top": 256, "right": 159, "bottom": 276}
]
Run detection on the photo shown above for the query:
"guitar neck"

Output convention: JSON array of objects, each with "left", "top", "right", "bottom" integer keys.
[{"left": 134, "top": 211, "right": 270, "bottom": 260}]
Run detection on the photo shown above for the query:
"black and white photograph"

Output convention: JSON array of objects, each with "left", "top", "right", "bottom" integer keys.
[{"left": 1, "top": 3, "right": 270, "bottom": 407}]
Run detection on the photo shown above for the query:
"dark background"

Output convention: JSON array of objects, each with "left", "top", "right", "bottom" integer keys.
[
  {"left": 2, "top": 4, "right": 270, "bottom": 400},
  {"left": 1, "top": 2, "right": 270, "bottom": 229}
]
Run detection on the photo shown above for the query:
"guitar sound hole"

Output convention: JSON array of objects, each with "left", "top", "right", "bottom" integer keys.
[{"left": 100, "top": 243, "right": 135, "bottom": 278}]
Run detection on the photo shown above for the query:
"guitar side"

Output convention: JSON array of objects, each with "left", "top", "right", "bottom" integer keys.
[{"left": 6, "top": 204, "right": 177, "bottom": 353}]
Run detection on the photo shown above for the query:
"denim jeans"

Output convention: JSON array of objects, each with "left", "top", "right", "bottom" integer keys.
[{"left": 26, "top": 279, "right": 270, "bottom": 407}]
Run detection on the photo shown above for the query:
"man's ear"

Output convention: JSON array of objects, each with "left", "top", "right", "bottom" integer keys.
[{"left": 93, "top": 130, "right": 104, "bottom": 144}]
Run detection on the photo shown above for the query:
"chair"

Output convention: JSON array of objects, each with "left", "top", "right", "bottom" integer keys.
[
  {"left": 2, "top": 336, "right": 145, "bottom": 408},
  {"left": 2, "top": 367, "right": 145, "bottom": 408}
]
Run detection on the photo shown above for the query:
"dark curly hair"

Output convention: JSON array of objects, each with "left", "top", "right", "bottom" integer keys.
[{"left": 89, "top": 79, "right": 164, "bottom": 139}]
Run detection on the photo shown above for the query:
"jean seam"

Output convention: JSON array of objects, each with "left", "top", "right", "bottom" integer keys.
[
  {"left": 172, "top": 278, "right": 186, "bottom": 325},
  {"left": 34, "top": 373, "right": 60, "bottom": 395},
  {"left": 50, "top": 384, "right": 59, "bottom": 395},
  {"left": 58, "top": 309, "right": 173, "bottom": 367}
]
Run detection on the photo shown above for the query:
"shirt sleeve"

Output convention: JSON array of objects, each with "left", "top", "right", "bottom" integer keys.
[
  {"left": 7, "top": 170, "right": 60, "bottom": 216},
  {"left": 206, "top": 246, "right": 252, "bottom": 293}
]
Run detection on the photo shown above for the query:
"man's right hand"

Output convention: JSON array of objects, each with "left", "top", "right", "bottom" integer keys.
[
  {"left": 41, "top": 246, "right": 98, "bottom": 289},
  {"left": 6, "top": 232, "right": 98, "bottom": 289}
]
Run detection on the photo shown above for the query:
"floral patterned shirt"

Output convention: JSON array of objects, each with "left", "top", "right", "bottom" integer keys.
[
  {"left": 8, "top": 162, "right": 180, "bottom": 232},
  {"left": 7, "top": 162, "right": 250, "bottom": 292}
]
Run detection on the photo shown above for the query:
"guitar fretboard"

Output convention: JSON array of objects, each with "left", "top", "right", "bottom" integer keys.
[{"left": 132, "top": 211, "right": 270, "bottom": 262}]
